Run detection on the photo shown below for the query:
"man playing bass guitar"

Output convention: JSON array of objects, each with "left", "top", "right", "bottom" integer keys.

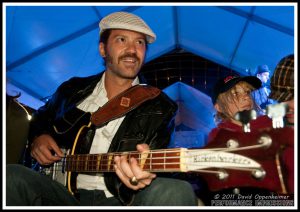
[{"left": 6, "top": 12, "right": 198, "bottom": 206}]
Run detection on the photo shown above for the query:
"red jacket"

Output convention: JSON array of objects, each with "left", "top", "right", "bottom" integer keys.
[{"left": 207, "top": 115, "right": 294, "bottom": 194}]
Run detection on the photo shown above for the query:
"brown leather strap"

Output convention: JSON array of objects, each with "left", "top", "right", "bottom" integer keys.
[{"left": 91, "top": 84, "right": 161, "bottom": 127}]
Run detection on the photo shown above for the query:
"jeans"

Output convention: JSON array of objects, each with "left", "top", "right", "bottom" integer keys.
[{"left": 6, "top": 164, "right": 198, "bottom": 206}]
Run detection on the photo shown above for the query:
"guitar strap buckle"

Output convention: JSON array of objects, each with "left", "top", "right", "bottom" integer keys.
[{"left": 120, "top": 97, "right": 131, "bottom": 107}]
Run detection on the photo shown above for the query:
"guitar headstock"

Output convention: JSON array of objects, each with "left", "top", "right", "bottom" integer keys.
[{"left": 190, "top": 105, "right": 294, "bottom": 194}]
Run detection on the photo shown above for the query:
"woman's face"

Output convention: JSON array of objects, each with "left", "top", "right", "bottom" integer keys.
[{"left": 215, "top": 82, "right": 254, "bottom": 119}]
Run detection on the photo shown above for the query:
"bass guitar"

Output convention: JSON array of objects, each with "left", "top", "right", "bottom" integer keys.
[{"left": 36, "top": 103, "right": 293, "bottom": 196}]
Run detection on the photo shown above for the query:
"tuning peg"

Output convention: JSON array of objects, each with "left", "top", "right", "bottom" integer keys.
[
  {"left": 266, "top": 103, "right": 288, "bottom": 128},
  {"left": 252, "top": 168, "right": 266, "bottom": 179},
  {"left": 217, "top": 170, "right": 229, "bottom": 180}
]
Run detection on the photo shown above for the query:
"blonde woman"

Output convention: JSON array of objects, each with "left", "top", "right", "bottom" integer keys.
[
  {"left": 208, "top": 74, "right": 271, "bottom": 142},
  {"left": 207, "top": 74, "right": 294, "bottom": 195}
]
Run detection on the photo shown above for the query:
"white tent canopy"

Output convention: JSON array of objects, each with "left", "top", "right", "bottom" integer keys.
[{"left": 5, "top": 3, "right": 295, "bottom": 110}]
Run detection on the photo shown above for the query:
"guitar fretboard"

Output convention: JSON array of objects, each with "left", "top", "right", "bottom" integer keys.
[{"left": 64, "top": 148, "right": 184, "bottom": 173}]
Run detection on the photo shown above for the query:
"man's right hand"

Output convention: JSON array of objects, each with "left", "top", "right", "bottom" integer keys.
[{"left": 30, "top": 134, "right": 64, "bottom": 165}]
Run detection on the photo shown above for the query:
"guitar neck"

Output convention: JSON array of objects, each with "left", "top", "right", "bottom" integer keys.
[
  {"left": 63, "top": 147, "right": 263, "bottom": 174},
  {"left": 64, "top": 148, "right": 186, "bottom": 173}
]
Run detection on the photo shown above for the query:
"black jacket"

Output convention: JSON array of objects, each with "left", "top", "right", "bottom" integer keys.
[{"left": 28, "top": 72, "right": 178, "bottom": 205}]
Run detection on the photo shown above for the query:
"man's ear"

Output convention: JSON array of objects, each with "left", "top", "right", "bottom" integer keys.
[{"left": 99, "top": 42, "right": 106, "bottom": 58}]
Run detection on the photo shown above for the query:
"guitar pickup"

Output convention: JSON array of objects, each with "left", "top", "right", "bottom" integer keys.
[{"left": 234, "top": 110, "right": 257, "bottom": 133}]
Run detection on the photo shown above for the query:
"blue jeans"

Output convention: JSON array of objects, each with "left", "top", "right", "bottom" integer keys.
[{"left": 6, "top": 164, "right": 198, "bottom": 206}]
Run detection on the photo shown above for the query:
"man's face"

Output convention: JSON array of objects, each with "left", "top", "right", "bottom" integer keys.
[
  {"left": 257, "top": 72, "right": 270, "bottom": 84},
  {"left": 99, "top": 29, "right": 146, "bottom": 79}
]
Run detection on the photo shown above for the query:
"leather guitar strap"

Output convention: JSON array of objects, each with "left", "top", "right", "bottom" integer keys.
[{"left": 90, "top": 84, "right": 161, "bottom": 127}]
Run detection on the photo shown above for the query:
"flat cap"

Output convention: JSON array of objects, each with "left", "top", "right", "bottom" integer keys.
[{"left": 99, "top": 12, "right": 156, "bottom": 44}]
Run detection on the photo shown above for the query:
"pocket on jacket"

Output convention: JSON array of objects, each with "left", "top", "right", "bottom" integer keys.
[{"left": 117, "top": 135, "right": 145, "bottom": 151}]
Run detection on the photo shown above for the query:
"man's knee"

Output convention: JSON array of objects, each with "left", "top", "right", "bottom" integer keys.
[
  {"left": 7, "top": 164, "right": 24, "bottom": 178},
  {"left": 6, "top": 164, "right": 35, "bottom": 186}
]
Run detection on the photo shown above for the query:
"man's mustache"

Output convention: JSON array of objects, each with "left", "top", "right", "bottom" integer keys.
[{"left": 118, "top": 53, "right": 140, "bottom": 63}]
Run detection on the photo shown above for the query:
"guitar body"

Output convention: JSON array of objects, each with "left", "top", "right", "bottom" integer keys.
[
  {"left": 51, "top": 108, "right": 93, "bottom": 151},
  {"left": 39, "top": 108, "right": 96, "bottom": 195},
  {"left": 200, "top": 126, "right": 294, "bottom": 194}
]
